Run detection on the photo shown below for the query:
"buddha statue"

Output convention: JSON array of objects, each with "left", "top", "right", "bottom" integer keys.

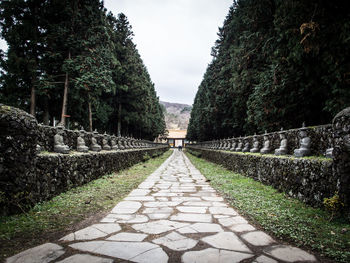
[
  {"left": 294, "top": 126, "right": 311, "bottom": 157},
  {"left": 275, "top": 130, "right": 288, "bottom": 155},
  {"left": 77, "top": 129, "right": 89, "bottom": 152},
  {"left": 325, "top": 138, "right": 333, "bottom": 158},
  {"left": 250, "top": 135, "right": 260, "bottom": 153},
  {"left": 102, "top": 133, "right": 111, "bottom": 151},
  {"left": 242, "top": 139, "right": 250, "bottom": 152},
  {"left": 54, "top": 125, "right": 70, "bottom": 154},
  {"left": 36, "top": 144, "right": 42, "bottom": 153},
  {"left": 260, "top": 132, "right": 271, "bottom": 154},
  {"left": 130, "top": 138, "right": 135, "bottom": 148},
  {"left": 230, "top": 139, "right": 237, "bottom": 151},
  {"left": 226, "top": 139, "right": 231, "bottom": 150},
  {"left": 90, "top": 130, "right": 102, "bottom": 152},
  {"left": 111, "top": 135, "right": 119, "bottom": 151},
  {"left": 118, "top": 137, "right": 125, "bottom": 150},
  {"left": 125, "top": 137, "right": 132, "bottom": 149},
  {"left": 235, "top": 138, "right": 243, "bottom": 152}
]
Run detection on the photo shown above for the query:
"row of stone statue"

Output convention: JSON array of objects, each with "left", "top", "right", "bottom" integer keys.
[
  {"left": 54, "top": 126, "right": 158, "bottom": 154},
  {"left": 201, "top": 127, "right": 316, "bottom": 157}
]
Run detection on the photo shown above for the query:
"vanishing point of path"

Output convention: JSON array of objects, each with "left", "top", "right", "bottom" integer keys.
[{"left": 7, "top": 150, "right": 318, "bottom": 263}]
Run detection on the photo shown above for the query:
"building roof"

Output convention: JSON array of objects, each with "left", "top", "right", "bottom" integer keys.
[{"left": 167, "top": 129, "right": 187, "bottom": 139}]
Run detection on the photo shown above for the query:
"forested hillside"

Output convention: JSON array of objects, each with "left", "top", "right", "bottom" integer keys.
[
  {"left": 0, "top": 0, "right": 165, "bottom": 140},
  {"left": 160, "top": 101, "right": 192, "bottom": 130},
  {"left": 187, "top": 0, "right": 350, "bottom": 141}
]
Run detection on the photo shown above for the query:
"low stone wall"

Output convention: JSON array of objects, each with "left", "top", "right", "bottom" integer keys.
[
  {"left": 190, "top": 107, "right": 350, "bottom": 214},
  {"left": 187, "top": 147, "right": 334, "bottom": 207},
  {"left": 0, "top": 104, "right": 169, "bottom": 215},
  {"left": 35, "top": 148, "right": 167, "bottom": 211}
]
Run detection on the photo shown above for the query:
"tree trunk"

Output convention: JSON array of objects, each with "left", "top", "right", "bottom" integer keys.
[
  {"left": 117, "top": 103, "right": 122, "bottom": 136},
  {"left": 43, "top": 97, "right": 50, "bottom": 125},
  {"left": 60, "top": 51, "right": 71, "bottom": 126},
  {"left": 30, "top": 84, "right": 36, "bottom": 116},
  {"left": 88, "top": 94, "right": 93, "bottom": 132}
]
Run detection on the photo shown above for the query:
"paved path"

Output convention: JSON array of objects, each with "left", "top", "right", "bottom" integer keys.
[{"left": 7, "top": 150, "right": 318, "bottom": 263}]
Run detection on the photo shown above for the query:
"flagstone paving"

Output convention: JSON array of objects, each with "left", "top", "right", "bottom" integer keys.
[{"left": 6, "top": 150, "right": 319, "bottom": 263}]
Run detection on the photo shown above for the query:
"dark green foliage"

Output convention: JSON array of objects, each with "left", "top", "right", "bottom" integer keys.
[
  {"left": 187, "top": 0, "right": 350, "bottom": 141},
  {"left": 0, "top": 0, "right": 165, "bottom": 140}
]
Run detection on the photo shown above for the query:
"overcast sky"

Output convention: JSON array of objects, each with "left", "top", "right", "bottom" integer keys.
[
  {"left": 0, "top": 0, "right": 233, "bottom": 105},
  {"left": 104, "top": 0, "right": 232, "bottom": 105}
]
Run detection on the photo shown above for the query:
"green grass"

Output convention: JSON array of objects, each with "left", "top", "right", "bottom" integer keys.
[
  {"left": 0, "top": 150, "right": 172, "bottom": 261},
  {"left": 186, "top": 151, "right": 350, "bottom": 263}
]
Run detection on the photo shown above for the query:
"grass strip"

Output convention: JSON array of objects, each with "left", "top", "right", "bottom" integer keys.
[
  {"left": 0, "top": 149, "right": 172, "bottom": 261},
  {"left": 186, "top": 151, "right": 350, "bottom": 263}
]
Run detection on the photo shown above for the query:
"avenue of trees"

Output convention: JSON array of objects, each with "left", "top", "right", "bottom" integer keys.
[
  {"left": 187, "top": 0, "right": 350, "bottom": 141},
  {"left": 0, "top": 0, "right": 166, "bottom": 140}
]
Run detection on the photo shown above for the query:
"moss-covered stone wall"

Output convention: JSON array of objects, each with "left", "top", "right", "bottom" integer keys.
[
  {"left": 0, "top": 105, "right": 168, "bottom": 215},
  {"left": 187, "top": 147, "right": 335, "bottom": 207}
]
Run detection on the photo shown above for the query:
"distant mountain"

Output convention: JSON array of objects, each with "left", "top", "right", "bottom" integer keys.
[{"left": 160, "top": 101, "right": 192, "bottom": 130}]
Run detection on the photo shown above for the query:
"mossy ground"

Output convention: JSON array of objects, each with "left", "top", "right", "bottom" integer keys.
[
  {"left": 186, "top": 151, "right": 350, "bottom": 263},
  {"left": 0, "top": 150, "right": 172, "bottom": 261}
]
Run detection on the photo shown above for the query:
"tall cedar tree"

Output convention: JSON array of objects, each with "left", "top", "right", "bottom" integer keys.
[
  {"left": 187, "top": 0, "right": 350, "bottom": 141},
  {"left": 0, "top": 0, "right": 165, "bottom": 140}
]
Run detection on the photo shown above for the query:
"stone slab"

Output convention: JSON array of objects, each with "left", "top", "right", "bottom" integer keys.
[
  {"left": 56, "top": 254, "right": 113, "bottom": 263},
  {"left": 128, "top": 189, "right": 151, "bottom": 196},
  {"left": 209, "top": 207, "right": 237, "bottom": 215},
  {"left": 70, "top": 241, "right": 168, "bottom": 263},
  {"left": 153, "top": 232, "right": 198, "bottom": 251},
  {"left": 218, "top": 216, "right": 248, "bottom": 226},
  {"left": 61, "top": 224, "right": 121, "bottom": 241},
  {"left": 178, "top": 223, "right": 224, "bottom": 234},
  {"left": 230, "top": 224, "right": 256, "bottom": 233},
  {"left": 171, "top": 213, "right": 212, "bottom": 223},
  {"left": 264, "top": 245, "right": 317, "bottom": 262},
  {"left": 182, "top": 248, "right": 253, "bottom": 263},
  {"left": 241, "top": 231, "right": 275, "bottom": 246},
  {"left": 107, "top": 232, "right": 147, "bottom": 242},
  {"left": 6, "top": 243, "right": 64, "bottom": 263},
  {"left": 202, "top": 232, "right": 251, "bottom": 253},
  {"left": 132, "top": 220, "right": 189, "bottom": 234},
  {"left": 111, "top": 201, "right": 142, "bottom": 214},
  {"left": 253, "top": 255, "right": 278, "bottom": 263},
  {"left": 177, "top": 206, "right": 207, "bottom": 213}
]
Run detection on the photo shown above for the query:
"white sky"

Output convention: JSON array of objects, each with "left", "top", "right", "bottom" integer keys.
[
  {"left": 104, "top": 0, "right": 232, "bottom": 105},
  {"left": 0, "top": 0, "right": 232, "bottom": 105}
]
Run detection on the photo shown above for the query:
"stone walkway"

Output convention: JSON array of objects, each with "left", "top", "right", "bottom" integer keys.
[{"left": 7, "top": 150, "right": 319, "bottom": 263}]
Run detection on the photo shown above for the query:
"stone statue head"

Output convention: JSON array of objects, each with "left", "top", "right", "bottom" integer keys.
[{"left": 57, "top": 125, "right": 65, "bottom": 134}]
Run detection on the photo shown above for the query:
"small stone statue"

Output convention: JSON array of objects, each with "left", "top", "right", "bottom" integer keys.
[
  {"left": 250, "top": 135, "right": 260, "bottom": 153},
  {"left": 294, "top": 125, "right": 311, "bottom": 157},
  {"left": 325, "top": 147, "right": 333, "bottom": 158},
  {"left": 111, "top": 135, "right": 119, "bottom": 150},
  {"left": 275, "top": 129, "right": 288, "bottom": 155},
  {"left": 235, "top": 138, "right": 243, "bottom": 152},
  {"left": 102, "top": 133, "right": 111, "bottom": 151},
  {"left": 242, "top": 139, "right": 250, "bottom": 152},
  {"left": 90, "top": 130, "right": 102, "bottom": 152},
  {"left": 36, "top": 144, "right": 42, "bottom": 153},
  {"left": 77, "top": 129, "right": 89, "bottom": 152},
  {"left": 260, "top": 132, "right": 271, "bottom": 154},
  {"left": 54, "top": 125, "right": 70, "bottom": 154},
  {"left": 230, "top": 139, "right": 237, "bottom": 151},
  {"left": 130, "top": 138, "right": 135, "bottom": 148},
  {"left": 125, "top": 137, "right": 131, "bottom": 149},
  {"left": 118, "top": 137, "right": 125, "bottom": 150}
]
